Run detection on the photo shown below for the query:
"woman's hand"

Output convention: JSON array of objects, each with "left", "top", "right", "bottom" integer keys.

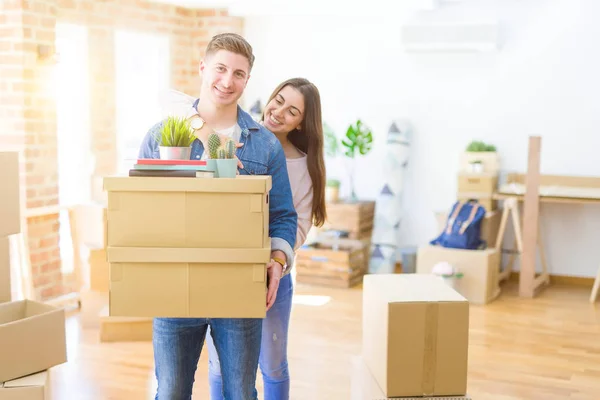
[{"left": 266, "top": 259, "right": 283, "bottom": 311}]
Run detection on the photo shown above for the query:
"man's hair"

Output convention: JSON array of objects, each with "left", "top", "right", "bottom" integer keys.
[{"left": 205, "top": 33, "right": 255, "bottom": 71}]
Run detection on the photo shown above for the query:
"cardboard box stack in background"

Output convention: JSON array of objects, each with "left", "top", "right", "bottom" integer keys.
[
  {"left": 103, "top": 175, "right": 272, "bottom": 319},
  {"left": 0, "top": 300, "right": 68, "bottom": 399},
  {"left": 360, "top": 274, "right": 470, "bottom": 398},
  {"left": 0, "top": 152, "right": 21, "bottom": 305},
  {"left": 457, "top": 150, "right": 500, "bottom": 212},
  {"left": 295, "top": 201, "right": 374, "bottom": 288}
]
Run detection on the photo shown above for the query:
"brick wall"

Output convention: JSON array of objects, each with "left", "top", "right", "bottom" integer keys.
[{"left": 0, "top": 0, "right": 243, "bottom": 301}]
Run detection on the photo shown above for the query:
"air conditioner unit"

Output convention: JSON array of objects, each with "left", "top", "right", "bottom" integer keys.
[{"left": 401, "top": 21, "right": 501, "bottom": 52}]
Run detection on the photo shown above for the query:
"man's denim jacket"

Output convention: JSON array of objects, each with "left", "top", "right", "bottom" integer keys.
[{"left": 138, "top": 102, "right": 298, "bottom": 272}]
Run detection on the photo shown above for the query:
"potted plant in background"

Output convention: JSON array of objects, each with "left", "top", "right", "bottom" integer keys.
[
  {"left": 156, "top": 116, "right": 196, "bottom": 160},
  {"left": 325, "top": 179, "right": 340, "bottom": 203},
  {"left": 462, "top": 140, "right": 498, "bottom": 174},
  {"left": 207, "top": 133, "right": 238, "bottom": 178},
  {"left": 341, "top": 119, "right": 373, "bottom": 201}
]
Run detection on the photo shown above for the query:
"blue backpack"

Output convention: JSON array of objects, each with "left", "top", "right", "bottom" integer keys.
[{"left": 430, "top": 200, "right": 486, "bottom": 250}]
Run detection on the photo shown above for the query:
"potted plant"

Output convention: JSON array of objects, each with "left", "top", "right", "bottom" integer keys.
[
  {"left": 341, "top": 119, "right": 373, "bottom": 201},
  {"left": 325, "top": 179, "right": 340, "bottom": 203},
  {"left": 463, "top": 140, "right": 498, "bottom": 173},
  {"left": 207, "top": 133, "right": 237, "bottom": 178},
  {"left": 156, "top": 116, "right": 196, "bottom": 160}
]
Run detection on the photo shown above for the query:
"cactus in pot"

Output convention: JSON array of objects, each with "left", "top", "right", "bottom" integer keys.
[
  {"left": 207, "top": 133, "right": 221, "bottom": 159},
  {"left": 225, "top": 139, "right": 236, "bottom": 159}
]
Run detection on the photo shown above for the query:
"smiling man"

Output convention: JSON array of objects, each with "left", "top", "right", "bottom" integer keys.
[{"left": 138, "top": 33, "right": 297, "bottom": 400}]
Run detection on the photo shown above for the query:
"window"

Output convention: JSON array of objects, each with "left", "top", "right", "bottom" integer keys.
[
  {"left": 114, "top": 30, "right": 171, "bottom": 173},
  {"left": 54, "top": 23, "right": 92, "bottom": 274}
]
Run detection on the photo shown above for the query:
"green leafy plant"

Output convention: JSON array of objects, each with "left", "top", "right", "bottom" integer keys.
[
  {"left": 341, "top": 119, "right": 373, "bottom": 158},
  {"left": 326, "top": 179, "right": 340, "bottom": 188},
  {"left": 157, "top": 116, "right": 195, "bottom": 147},
  {"left": 323, "top": 123, "right": 339, "bottom": 158},
  {"left": 466, "top": 140, "right": 496, "bottom": 152}
]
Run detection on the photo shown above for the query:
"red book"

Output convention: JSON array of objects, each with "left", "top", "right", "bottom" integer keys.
[{"left": 137, "top": 158, "right": 207, "bottom": 166}]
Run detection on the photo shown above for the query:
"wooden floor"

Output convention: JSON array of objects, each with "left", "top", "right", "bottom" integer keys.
[{"left": 49, "top": 280, "right": 600, "bottom": 400}]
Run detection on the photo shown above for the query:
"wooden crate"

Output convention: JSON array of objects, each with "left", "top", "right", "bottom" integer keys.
[
  {"left": 296, "top": 239, "right": 369, "bottom": 288},
  {"left": 323, "top": 201, "right": 375, "bottom": 239}
]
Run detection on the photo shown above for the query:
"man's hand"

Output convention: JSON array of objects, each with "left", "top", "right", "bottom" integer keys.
[{"left": 266, "top": 259, "right": 283, "bottom": 311}]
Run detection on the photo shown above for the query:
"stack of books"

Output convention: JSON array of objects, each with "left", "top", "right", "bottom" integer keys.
[{"left": 129, "top": 159, "right": 215, "bottom": 178}]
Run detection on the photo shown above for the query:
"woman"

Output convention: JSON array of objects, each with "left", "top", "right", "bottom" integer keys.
[{"left": 206, "top": 78, "right": 327, "bottom": 400}]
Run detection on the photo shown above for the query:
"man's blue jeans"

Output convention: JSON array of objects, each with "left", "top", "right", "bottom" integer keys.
[
  {"left": 207, "top": 273, "right": 294, "bottom": 400},
  {"left": 153, "top": 317, "right": 263, "bottom": 400}
]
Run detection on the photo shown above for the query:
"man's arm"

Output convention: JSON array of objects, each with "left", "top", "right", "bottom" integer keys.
[
  {"left": 138, "top": 121, "right": 163, "bottom": 159},
  {"left": 267, "top": 139, "right": 298, "bottom": 274}
]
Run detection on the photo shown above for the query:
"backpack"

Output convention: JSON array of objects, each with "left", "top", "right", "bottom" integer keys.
[{"left": 430, "top": 200, "right": 486, "bottom": 250}]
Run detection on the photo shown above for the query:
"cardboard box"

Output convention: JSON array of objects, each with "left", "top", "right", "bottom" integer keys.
[
  {"left": 0, "top": 152, "right": 21, "bottom": 237},
  {"left": 0, "top": 237, "right": 11, "bottom": 304},
  {"left": 435, "top": 209, "right": 501, "bottom": 247},
  {"left": 417, "top": 245, "right": 501, "bottom": 305},
  {"left": 99, "top": 306, "right": 152, "bottom": 342},
  {"left": 459, "top": 151, "right": 499, "bottom": 174},
  {"left": 0, "top": 301, "right": 67, "bottom": 382},
  {"left": 350, "top": 356, "right": 471, "bottom": 400},
  {"left": 0, "top": 371, "right": 50, "bottom": 400},
  {"left": 89, "top": 249, "right": 109, "bottom": 293},
  {"left": 457, "top": 172, "right": 498, "bottom": 194},
  {"left": 103, "top": 176, "right": 271, "bottom": 249},
  {"left": 79, "top": 290, "right": 108, "bottom": 329},
  {"left": 362, "top": 274, "right": 469, "bottom": 398},
  {"left": 107, "top": 246, "right": 270, "bottom": 318}
]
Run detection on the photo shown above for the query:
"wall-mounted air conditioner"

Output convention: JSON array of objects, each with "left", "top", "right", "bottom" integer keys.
[{"left": 401, "top": 21, "right": 501, "bottom": 52}]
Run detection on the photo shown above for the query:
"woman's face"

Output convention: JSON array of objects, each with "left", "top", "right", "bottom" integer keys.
[{"left": 263, "top": 85, "right": 305, "bottom": 135}]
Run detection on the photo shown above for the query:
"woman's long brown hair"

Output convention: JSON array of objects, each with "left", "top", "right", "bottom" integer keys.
[{"left": 263, "top": 78, "right": 327, "bottom": 227}]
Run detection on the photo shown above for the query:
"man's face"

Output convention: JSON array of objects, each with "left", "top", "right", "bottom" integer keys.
[{"left": 200, "top": 49, "right": 250, "bottom": 107}]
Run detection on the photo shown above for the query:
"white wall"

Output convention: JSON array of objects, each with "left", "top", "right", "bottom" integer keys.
[{"left": 242, "top": 0, "right": 600, "bottom": 277}]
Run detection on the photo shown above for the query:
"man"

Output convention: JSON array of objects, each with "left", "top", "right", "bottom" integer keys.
[{"left": 138, "top": 33, "right": 297, "bottom": 400}]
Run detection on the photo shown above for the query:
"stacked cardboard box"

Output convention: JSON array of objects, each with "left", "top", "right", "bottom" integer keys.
[
  {"left": 457, "top": 151, "right": 500, "bottom": 211},
  {"left": 103, "top": 175, "right": 272, "bottom": 318},
  {"left": 0, "top": 152, "right": 21, "bottom": 304},
  {"left": 360, "top": 274, "right": 471, "bottom": 398}
]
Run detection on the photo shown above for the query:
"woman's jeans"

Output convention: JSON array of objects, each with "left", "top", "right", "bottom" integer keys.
[
  {"left": 207, "top": 273, "right": 294, "bottom": 400},
  {"left": 153, "top": 317, "right": 263, "bottom": 400}
]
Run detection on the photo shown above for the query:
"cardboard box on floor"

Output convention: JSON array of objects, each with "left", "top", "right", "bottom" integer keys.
[
  {"left": 350, "top": 356, "right": 472, "bottom": 400},
  {"left": 0, "top": 371, "right": 50, "bottom": 400},
  {"left": 103, "top": 176, "right": 272, "bottom": 318},
  {"left": 0, "top": 152, "right": 21, "bottom": 238},
  {"left": 89, "top": 249, "right": 109, "bottom": 293},
  {"left": 0, "top": 301, "right": 67, "bottom": 382},
  {"left": 362, "top": 274, "right": 469, "bottom": 398},
  {"left": 0, "top": 237, "right": 12, "bottom": 304},
  {"left": 98, "top": 306, "right": 152, "bottom": 342},
  {"left": 417, "top": 245, "right": 501, "bottom": 305}
]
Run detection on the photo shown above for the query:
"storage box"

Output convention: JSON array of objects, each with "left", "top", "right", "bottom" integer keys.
[
  {"left": 0, "top": 152, "right": 21, "bottom": 237},
  {"left": 350, "top": 356, "right": 471, "bottom": 400},
  {"left": 457, "top": 172, "right": 498, "bottom": 194},
  {"left": 435, "top": 209, "right": 501, "bottom": 247},
  {"left": 417, "top": 245, "right": 501, "bottom": 305},
  {"left": 89, "top": 249, "right": 109, "bottom": 293},
  {"left": 0, "top": 371, "right": 50, "bottom": 400},
  {"left": 0, "top": 237, "right": 11, "bottom": 304},
  {"left": 362, "top": 274, "right": 469, "bottom": 398},
  {"left": 322, "top": 201, "right": 375, "bottom": 239},
  {"left": 107, "top": 246, "right": 270, "bottom": 318},
  {"left": 459, "top": 151, "right": 500, "bottom": 174},
  {"left": 295, "top": 239, "right": 369, "bottom": 288},
  {"left": 103, "top": 176, "right": 271, "bottom": 248},
  {"left": 99, "top": 307, "right": 152, "bottom": 342},
  {"left": 79, "top": 290, "right": 108, "bottom": 329},
  {"left": 0, "top": 301, "right": 67, "bottom": 382}
]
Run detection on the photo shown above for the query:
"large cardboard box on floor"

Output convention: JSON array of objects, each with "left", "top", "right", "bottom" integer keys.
[
  {"left": 0, "top": 152, "right": 21, "bottom": 238},
  {"left": 0, "top": 371, "right": 50, "bottom": 400},
  {"left": 0, "top": 301, "right": 67, "bottom": 382},
  {"left": 362, "top": 274, "right": 469, "bottom": 398},
  {"left": 103, "top": 176, "right": 271, "bottom": 248},
  {"left": 104, "top": 175, "right": 273, "bottom": 319},
  {"left": 417, "top": 245, "right": 501, "bottom": 305}
]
